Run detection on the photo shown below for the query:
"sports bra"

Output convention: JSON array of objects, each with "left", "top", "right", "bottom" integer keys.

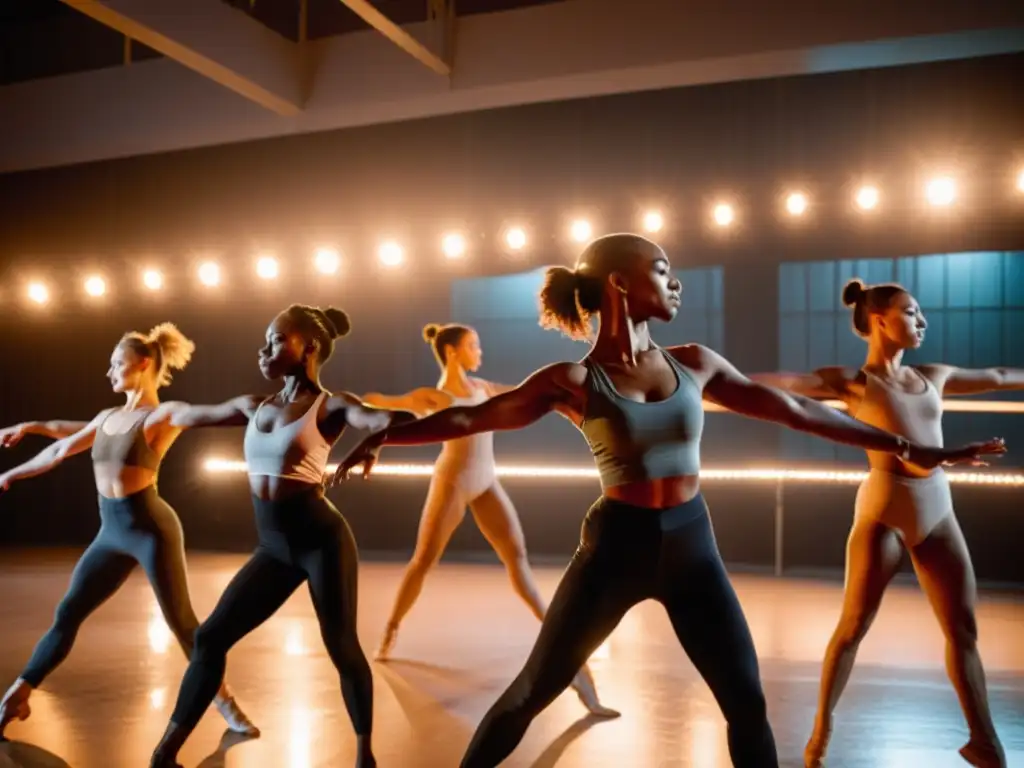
[
  {"left": 243, "top": 392, "right": 332, "bottom": 485},
  {"left": 580, "top": 347, "right": 704, "bottom": 488},
  {"left": 91, "top": 408, "right": 160, "bottom": 471}
]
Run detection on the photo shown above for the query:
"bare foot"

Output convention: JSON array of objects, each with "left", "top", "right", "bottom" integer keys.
[
  {"left": 375, "top": 624, "right": 398, "bottom": 661},
  {"left": 960, "top": 737, "right": 1006, "bottom": 768},
  {"left": 570, "top": 668, "right": 620, "bottom": 719},
  {"left": 214, "top": 687, "right": 260, "bottom": 737},
  {"left": 0, "top": 679, "right": 32, "bottom": 739}
]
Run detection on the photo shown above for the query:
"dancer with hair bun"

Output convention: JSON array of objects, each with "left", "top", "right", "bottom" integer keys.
[
  {"left": 0, "top": 323, "right": 257, "bottom": 739},
  {"left": 361, "top": 322, "right": 615, "bottom": 716},
  {"left": 754, "top": 278, "right": 1020, "bottom": 768},
  {"left": 334, "top": 235, "right": 1004, "bottom": 768},
  {"left": 149, "top": 305, "right": 420, "bottom": 768}
]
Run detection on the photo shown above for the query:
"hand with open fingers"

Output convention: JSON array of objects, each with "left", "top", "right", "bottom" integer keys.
[
  {"left": 0, "top": 425, "right": 27, "bottom": 449},
  {"left": 912, "top": 437, "right": 1006, "bottom": 469},
  {"left": 331, "top": 437, "right": 383, "bottom": 485}
]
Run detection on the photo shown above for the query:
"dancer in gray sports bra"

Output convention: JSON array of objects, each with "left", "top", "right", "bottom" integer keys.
[
  {"left": 755, "top": 279, "right": 1021, "bottom": 768},
  {"left": 334, "top": 234, "right": 1003, "bottom": 767},
  {"left": 362, "top": 323, "right": 614, "bottom": 715},
  {"left": 0, "top": 324, "right": 256, "bottom": 739}
]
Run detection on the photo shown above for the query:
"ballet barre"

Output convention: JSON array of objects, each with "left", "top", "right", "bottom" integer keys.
[{"left": 204, "top": 459, "right": 1024, "bottom": 577}]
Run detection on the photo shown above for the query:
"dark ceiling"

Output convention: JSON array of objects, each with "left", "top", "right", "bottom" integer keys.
[{"left": 0, "top": 0, "right": 563, "bottom": 86}]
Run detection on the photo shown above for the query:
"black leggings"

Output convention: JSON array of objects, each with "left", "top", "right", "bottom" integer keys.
[
  {"left": 22, "top": 486, "right": 198, "bottom": 686},
  {"left": 167, "top": 486, "right": 372, "bottom": 737},
  {"left": 461, "top": 494, "right": 777, "bottom": 768}
]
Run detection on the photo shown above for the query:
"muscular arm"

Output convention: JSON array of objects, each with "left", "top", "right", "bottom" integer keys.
[
  {"left": 923, "top": 365, "right": 1024, "bottom": 396},
  {"left": 700, "top": 347, "right": 912, "bottom": 454},
  {"left": 372, "top": 364, "right": 574, "bottom": 446},
  {"left": 1, "top": 412, "right": 108, "bottom": 485},
  {"left": 155, "top": 396, "right": 262, "bottom": 429}
]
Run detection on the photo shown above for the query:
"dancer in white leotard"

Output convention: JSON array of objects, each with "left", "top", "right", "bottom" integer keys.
[
  {"left": 756, "top": 279, "right": 1019, "bottom": 768},
  {"left": 363, "top": 323, "right": 617, "bottom": 717}
]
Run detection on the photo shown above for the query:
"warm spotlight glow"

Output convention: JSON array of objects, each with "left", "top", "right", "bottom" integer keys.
[
  {"left": 197, "top": 261, "right": 221, "bottom": 287},
  {"left": 712, "top": 203, "right": 734, "bottom": 227},
  {"left": 203, "top": 458, "right": 1024, "bottom": 486},
  {"left": 148, "top": 615, "right": 171, "bottom": 654},
  {"left": 84, "top": 275, "right": 106, "bottom": 297},
  {"left": 642, "top": 210, "right": 664, "bottom": 233},
  {"left": 285, "top": 623, "right": 305, "bottom": 656},
  {"left": 142, "top": 269, "right": 164, "bottom": 291},
  {"left": 505, "top": 227, "right": 527, "bottom": 251},
  {"left": 378, "top": 241, "right": 404, "bottom": 267},
  {"left": 590, "top": 640, "right": 611, "bottom": 660},
  {"left": 855, "top": 185, "right": 880, "bottom": 210},
  {"left": 1016, "top": 169, "right": 1024, "bottom": 193},
  {"left": 925, "top": 176, "right": 957, "bottom": 206},
  {"left": 785, "top": 192, "right": 808, "bottom": 216},
  {"left": 149, "top": 688, "right": 166, "bottom": 709},
  {"left": 569, "top": 219, "right": 592, "bottom": 242},
  {"left": 27, "top": 282, "right": 49, "bottom": 305},
  {"left": 441, "top": 232, "right": 467, "bottom": 259},
  {"left": 314, "top": 248, "right": 340, "bottom": 275},
  {"left": 255, "top": 256, "right": 279, "bottom": 280}
]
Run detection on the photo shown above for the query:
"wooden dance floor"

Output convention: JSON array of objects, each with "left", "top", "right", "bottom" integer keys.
[{"left": 0, "top": 552, "right": 1021, "bottom": 768}]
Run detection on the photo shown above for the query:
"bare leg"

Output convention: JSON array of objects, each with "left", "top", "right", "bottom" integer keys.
[
  {"left": 378, "top": 475, "right": 466, "bottom": 659},
  {"left": 909, "top": 515, "right": 1005, "bottom": 768},
  {"left": 806, "top": 519, "right": 903, "bottom": 767},
  {"left": 469, "top": 482, "right": 618, "bottom": 717}
]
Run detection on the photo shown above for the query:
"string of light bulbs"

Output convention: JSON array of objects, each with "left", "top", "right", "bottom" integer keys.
[{"left": 10, "top": 168, "right": 1024, "bottom": 308}]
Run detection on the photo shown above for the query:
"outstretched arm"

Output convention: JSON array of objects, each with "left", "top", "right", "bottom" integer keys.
[
  {"left": 155, "top": 396, "right": 263, "bottom": 430},
  {"left": 331, "top": 365, "right": 576, "bottom": 483},
  {"left": 923, "top": 365, "right": 1024, "bottom": 396},
  {"left": 0, "top": 411, "right": 109, "bottom": 489},
  {"left": 360, "top": 388, "right": 452, "bottom": 416},
  {"left": 371, "top": 365, "right": 571, "bottom": 447},
  {"left": 699, "top": 347, "right": 1004, "bottom": 466},
  {"left": 746, "top": 367, "right": 857, "bottom": 400},
  {"left": 1, "top": 419, "right": 92, "bottom": 448}
]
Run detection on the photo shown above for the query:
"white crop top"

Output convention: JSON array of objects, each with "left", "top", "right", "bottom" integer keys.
[{"left": 243, "top": 392, "right": 332, "bottom": 485}]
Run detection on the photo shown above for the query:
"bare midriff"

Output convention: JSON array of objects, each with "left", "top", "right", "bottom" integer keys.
[{"left": 603, "top": 473, "right": 701, "bottom": 510}]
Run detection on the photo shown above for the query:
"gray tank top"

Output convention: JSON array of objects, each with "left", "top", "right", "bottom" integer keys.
[{"left": 581, "top": 347, "right": 704, "bottom": 488}]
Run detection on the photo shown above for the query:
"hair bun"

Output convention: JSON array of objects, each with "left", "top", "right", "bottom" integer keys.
[
  {"left": 321, "top": 307, "right": 351, "bottom": 339},
  {"left": 842, "top": 279, "right": 866, "bottom": 307},
  {"left": 422, "top": 324, "right": 440, "bottom": 342}
]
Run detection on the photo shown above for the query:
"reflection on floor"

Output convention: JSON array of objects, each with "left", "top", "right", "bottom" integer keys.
[{"left": 0, "top": 552, "right": 1021, "bottom": 767}]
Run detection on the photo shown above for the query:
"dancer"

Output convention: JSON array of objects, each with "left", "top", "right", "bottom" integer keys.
[
  {"left": 333, "top": 234, "right": 1005, "bottom": 768},
  {"left": 361, "top": 323, "right": 615, "bottom": 716},
  {"left": 751, "top": 279, "right": 1019, "bottom": 768},
  {"left": 0, "top": 324, "right": 256, "bottom": 738},
  {"left": 149, "top": 304, "right": 421, "bottom": 768}
]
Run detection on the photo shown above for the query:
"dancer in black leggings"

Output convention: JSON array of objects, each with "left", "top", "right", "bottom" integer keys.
[
  {"left": 0, "top": 324, "right": 256, "bottom": 738},
  {"left": 334, "top": 234, "right": 1005, "bottom": 767},
  {"left": 148, "top": 305, "right": 429, "bottom": 768}
]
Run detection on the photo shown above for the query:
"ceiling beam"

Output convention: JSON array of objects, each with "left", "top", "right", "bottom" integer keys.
[
  {"left": 61, "top": 0, "right": 304, "bottom": 115},
  {"left": 337, "top": 0, "right": 452, "bottom": 76}
]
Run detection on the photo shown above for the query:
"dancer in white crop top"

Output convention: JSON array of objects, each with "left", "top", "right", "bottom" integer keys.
[
  {"left": 362, "top": 322, "right": 616, "bottom": 717},
  {"left": 149, "top": 304, "right": 426, "bottom": 768},
  {"left": 756, "top": 279, "right": 1019, "bottom": 768}
]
